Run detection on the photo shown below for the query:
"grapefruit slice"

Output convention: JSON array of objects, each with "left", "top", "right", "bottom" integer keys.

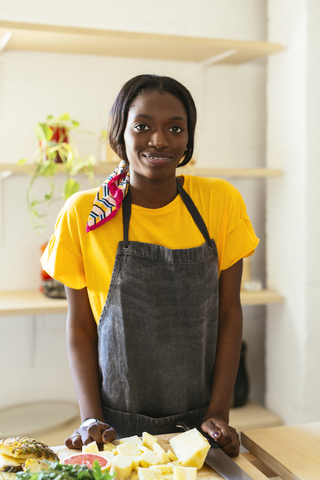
[{"left": 63, "top": 453, "right": 111, "bottom": 470}]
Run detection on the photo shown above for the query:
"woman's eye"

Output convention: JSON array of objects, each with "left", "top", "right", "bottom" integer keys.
[
  {"left": 169, "top": 126, "right": 183, "bottom": 133},
  {"left": 134, "top": 124, "right": 149, "bottom": 131}
]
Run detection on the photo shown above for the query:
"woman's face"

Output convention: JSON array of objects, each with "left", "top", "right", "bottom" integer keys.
[{"left": 123, "top": 90, "right": 188, "bottom": 181}]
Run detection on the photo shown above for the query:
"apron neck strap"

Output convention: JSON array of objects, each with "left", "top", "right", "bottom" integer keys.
[
  {"left": 122, "top": 180, "right": 214, "bottom": 249},
  {"left": 176, "top": 181, "right": 214, "bottom": 248}
]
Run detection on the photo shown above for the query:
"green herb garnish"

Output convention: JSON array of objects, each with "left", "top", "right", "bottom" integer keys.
[{"left": 16, "top": 460, "right": 115, "bottom": 480}]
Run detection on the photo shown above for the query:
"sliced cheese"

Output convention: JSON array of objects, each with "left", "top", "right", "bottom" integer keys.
[
  {"left": 103, "top": 443, "right": 117, "bottom": 452},
  {"left": 167, "top": 450, "right": 178, "bottom": 462}
]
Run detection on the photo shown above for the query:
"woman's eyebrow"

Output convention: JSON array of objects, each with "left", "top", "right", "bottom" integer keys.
[{"left": 134, "top": 113, "right": 187, "bottom": 122}]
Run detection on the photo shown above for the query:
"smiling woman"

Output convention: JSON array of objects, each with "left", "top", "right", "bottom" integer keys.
[{"left": 40, "top": 74, "right": 259, "bottom": 457}]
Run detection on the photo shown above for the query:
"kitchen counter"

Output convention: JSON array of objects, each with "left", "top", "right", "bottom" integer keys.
[{"left": 241, "top": 422, "right": 320, "bottom": 480}]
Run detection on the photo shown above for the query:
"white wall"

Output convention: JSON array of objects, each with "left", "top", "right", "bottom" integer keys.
[
  {"left": 0, "top": 1, "right": 268, "bottom": 411},
  {"left": 266, "top": 0, "right": 320, "bottom": 424}
]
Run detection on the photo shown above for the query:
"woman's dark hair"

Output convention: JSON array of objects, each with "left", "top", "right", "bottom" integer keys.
[{"left": 108, "top": 74, "right": 197, "bottom": 167}]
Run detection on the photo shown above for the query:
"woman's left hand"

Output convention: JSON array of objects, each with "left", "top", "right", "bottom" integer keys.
[{"left": 201, "top": 416, "right": 240, "bottom": 457}]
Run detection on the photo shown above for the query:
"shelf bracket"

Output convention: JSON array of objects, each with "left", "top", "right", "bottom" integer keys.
[
  {"left": 0, "top": 170, "right": 12, "bottom": 247},
  {"left": 201, "top": 48, "right": 238, "bottom": 67}
]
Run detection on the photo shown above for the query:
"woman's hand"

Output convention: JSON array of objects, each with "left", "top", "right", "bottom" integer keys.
[
  {"left": 65, "top": 421, "right": 117, "bottom": 449},
  {"left": 201, "top": 416, "right": 240, "bottom": 457}
]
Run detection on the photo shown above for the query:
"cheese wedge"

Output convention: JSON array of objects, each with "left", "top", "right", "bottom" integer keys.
[
  {"left": 169, "top": 429, "right": 210, "bottom": 470},
  {"left": 149, "top": 464, "right": 173, "bottom": 473},
  {"left": 103, "top": 443, "right": 117, "bottom": 452}
]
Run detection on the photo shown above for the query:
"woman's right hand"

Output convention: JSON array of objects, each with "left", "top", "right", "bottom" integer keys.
[{"left": 65, "top": 421, "right": 117, "bottom": 449}]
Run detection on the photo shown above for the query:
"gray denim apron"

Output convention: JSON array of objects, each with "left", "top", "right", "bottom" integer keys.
[{"left": 98, "top": 180, "right": 219, "bottom": 438}]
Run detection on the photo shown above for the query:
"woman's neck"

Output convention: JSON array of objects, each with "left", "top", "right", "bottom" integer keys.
[{"left": 129, "top": 174, "right": 184, "bottom": 209}]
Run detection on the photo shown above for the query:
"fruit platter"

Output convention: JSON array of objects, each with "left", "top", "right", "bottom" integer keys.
[{"left": 0, "top": 430, "right": 271, "bottom": 480}]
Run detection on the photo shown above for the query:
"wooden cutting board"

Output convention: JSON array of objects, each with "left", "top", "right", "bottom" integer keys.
[
  {"left": 241, "top": 422, "right": 320, "bottom": 480},
  {"left": 53, "top": 432, "right": 269, "bottom": 480}
]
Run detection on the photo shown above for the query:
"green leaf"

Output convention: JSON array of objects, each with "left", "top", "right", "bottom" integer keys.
[
  {"left": 72, "top": 120, "right": 80, "bottom": 127},
  {"left": 34, "top": 123, "right": 53, "bottom": 142},
  {"left": 46, "top": 115, "right": 54, "bottom": 120},
  {"left": 18, "top": 158, "right": 28, "bottom": 165},
  {"left": 63, "top": 178, "right": 80, "bottom": 199},
  {"left": 39, "top": 162, "right": 58, "bottom": 176},
  {"left": 58, "top": 113, "right": 70, "bottom": 121}
]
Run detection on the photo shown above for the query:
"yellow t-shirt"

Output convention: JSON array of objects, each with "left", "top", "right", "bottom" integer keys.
[{"left": 41, "top": 175, "right": 259, "bottom": 324}]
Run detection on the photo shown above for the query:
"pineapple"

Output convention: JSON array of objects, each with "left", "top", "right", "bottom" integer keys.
[
  {"left": 0, "top": 437, "right": 58, "bottom": 461},
  {"left": 138, "top": 467, "right": 162, "bottom": 480},
  {"left": 142, "top": 433, "right": 158, "bottom": 450},
  {"left": 119, "top": 436, "right": 142, "bottom": 446},
  {"left": 110, "top": 455, "right": 133, "bottom": 480},
  {"left": 82, "top": 441, "right": 100, "bottom": 454},
  {"left": 116, "top": 443, "right": 141, "bottom": 457},
  {"left": 139, "top": 451, "right": 161, "bottom": 468},
  {"left": 169, "top": 429, "right": 210, "bottom": 470},
  {"left": 167, "top": 450, "right": 178, "bottom": 462},
  {"left": 173, "top": 466, "right": 197, "bottom": 480},
  {"left": 152, "top": 444, "right": 169, "bottom": 464}
]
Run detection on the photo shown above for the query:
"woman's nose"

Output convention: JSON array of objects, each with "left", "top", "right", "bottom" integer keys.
[{"left": 148, "top": 130, "right": 169, "bottom": 149}]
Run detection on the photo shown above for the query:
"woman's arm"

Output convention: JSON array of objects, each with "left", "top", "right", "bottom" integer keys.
[
  {"left": 64, "top": 286, "right": 116, "bottom": 448},
  {"left": 201, "top": 258, "right": 243, "bottom": 456}
]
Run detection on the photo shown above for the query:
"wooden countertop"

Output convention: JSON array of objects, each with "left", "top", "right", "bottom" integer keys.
[{"left": 242, "top": 422, "right": 320, "bottom": 480}]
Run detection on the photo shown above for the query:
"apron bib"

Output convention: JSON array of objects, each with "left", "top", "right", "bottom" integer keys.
[{"left": 98, "top": 181, "right": 219, "bottom": 437}]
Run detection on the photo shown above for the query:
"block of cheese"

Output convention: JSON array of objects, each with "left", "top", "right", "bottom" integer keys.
[
  {"left": 142, "top": 432, "right": 158, "bottom": 450},
  {"left": 82, "top": 441, "right": 100, "bottom": 454},
  {"left": 139, "top": 450, "right": 161, "bottom": 467},
  {"left": 138, "top": 467, "right": 162, "bottom": 480},
  {"left": 173, "top": 466, "right": 197, "bottom": 480},
  {"left": 169, "top": 429, "right": 210, "bottom": 470},
  {"left": 110, "top": 456, "right": 133, "bottom": 480},
  {"left": 117, "top": 443, "right": 141, "bottom": 456},
  {"left": 99, "top": 450, "right": 114, "bottom": 461},
  {"left": 119, "top": 435, "right": 143, "bottom": 446},
  {"left": 153, "top": 444, "right": 170, "bottom": 464}
]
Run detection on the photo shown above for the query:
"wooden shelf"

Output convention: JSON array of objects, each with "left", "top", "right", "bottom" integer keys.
[
  {"left": 0, "top": 20, "right": 283, "bottom": 64},
  {"left": 0, "top": 163, "right": 284, "bottom": 178},
  {"left": 0, "top": 289, "right": 283, "bottom": 317}
]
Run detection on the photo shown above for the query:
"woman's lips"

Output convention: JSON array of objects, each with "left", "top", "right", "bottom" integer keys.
[{"left": 142, "top": 154, "right": 172, "bottom": 166}]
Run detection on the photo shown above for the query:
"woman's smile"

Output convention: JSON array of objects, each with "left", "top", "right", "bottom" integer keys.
[{"left": 124, "top": 90, "right": 188, "bottom": 181}]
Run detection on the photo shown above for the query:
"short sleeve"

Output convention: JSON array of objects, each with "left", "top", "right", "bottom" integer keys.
[
  {"left": 40, "top": 195, "right": 86, "bottom": 289},
  {"left": 220, "top": 185, "right": 259, "bottom": 271}
]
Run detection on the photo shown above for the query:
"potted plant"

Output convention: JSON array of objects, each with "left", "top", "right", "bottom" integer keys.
[{"left": 19, "top": 113, "right": 103, "bottom": 235}]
